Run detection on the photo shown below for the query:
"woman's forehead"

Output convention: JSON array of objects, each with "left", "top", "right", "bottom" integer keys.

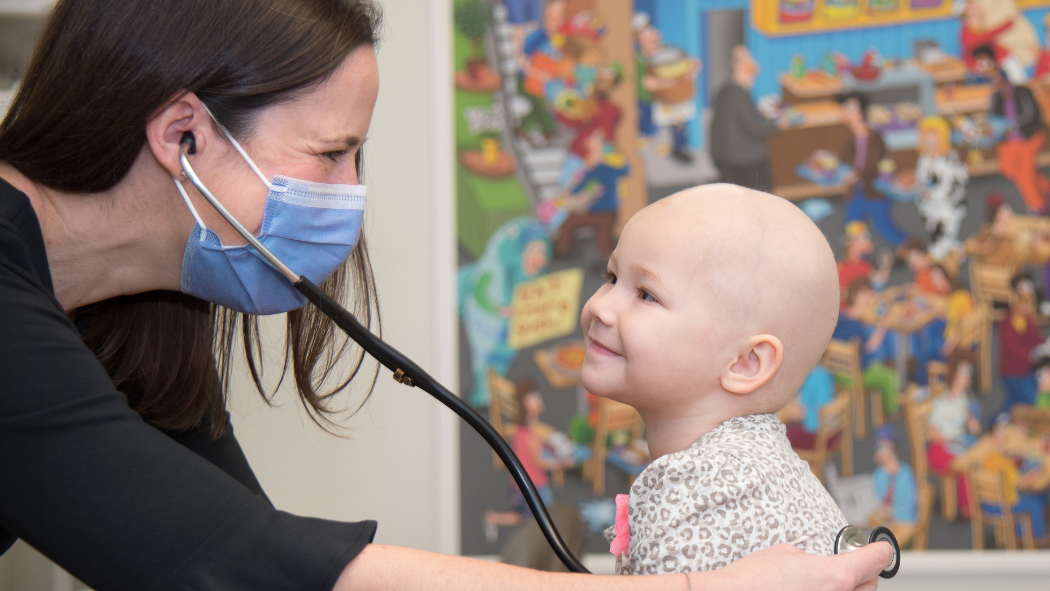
[{"left": 258, "top": 46, "right": 379, "bottom": 142}]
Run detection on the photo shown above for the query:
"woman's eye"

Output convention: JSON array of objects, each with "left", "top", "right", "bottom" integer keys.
[
  {"left": 321, "top": 149, "right": 349, "bottom": 162},
  {"left": 638, "top": 288, "right": 657, "bottom": 302},
  {"left": 602, "top": 270, "right": 617, "bottom": 285}
]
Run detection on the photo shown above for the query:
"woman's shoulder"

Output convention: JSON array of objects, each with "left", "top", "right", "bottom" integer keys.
[{"left": 0, "top": 177, "right": 51, "bottom": 288}]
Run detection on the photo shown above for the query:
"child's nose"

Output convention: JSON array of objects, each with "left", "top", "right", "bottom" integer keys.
[{"left": 585, "top": 288, "right": 616, "bottom": 327}]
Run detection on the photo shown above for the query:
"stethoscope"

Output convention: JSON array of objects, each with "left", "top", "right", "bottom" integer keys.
[{"left": 178, "top": 134, "right": 900, "bottom": 578}]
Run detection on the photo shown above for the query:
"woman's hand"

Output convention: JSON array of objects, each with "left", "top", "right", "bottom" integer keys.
[
  {"left": 700, "top": 542, "right": 892, "bottom": 591},
  {"left": 336, "top": 542, "right": 893, "bottom": 591}
]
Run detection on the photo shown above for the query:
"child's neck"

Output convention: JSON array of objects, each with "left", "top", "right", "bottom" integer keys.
[{"left": 641, "top": 406, "right": 743, "bottom": 460}]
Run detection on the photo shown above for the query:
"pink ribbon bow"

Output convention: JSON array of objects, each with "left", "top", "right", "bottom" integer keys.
[{"left": 609, "top": 494, "right": 630, "bottom": 557}]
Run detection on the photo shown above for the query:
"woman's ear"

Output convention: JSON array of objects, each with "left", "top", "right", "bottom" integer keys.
[
  {"left": 721, "top": 335, "right": 784, "bottom": 395},
  {"left": 144, "top": 92, "right": 212, "bottom": 178}
]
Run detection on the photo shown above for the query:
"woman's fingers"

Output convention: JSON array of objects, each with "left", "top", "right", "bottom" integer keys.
[{"left": 844, "top": 541, "right": 893, "bottom": 590}]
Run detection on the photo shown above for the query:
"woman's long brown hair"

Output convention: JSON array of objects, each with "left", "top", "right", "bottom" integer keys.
[{"left": 0, "top": 0, "right": 383, "bottom": 436}]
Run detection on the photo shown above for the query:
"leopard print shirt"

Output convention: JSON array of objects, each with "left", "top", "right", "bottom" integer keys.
[{"left": 604, "top": 413, "right": 847, "bottom": 574}]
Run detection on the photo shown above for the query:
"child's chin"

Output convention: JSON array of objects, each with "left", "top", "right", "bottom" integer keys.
[{"left": 580, "top": 367, "right": 621, "bottom": 400}]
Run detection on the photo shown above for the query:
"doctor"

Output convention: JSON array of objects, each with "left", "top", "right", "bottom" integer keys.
[{"left": 0, "top": 1, "right": 890, "bottom": 589}]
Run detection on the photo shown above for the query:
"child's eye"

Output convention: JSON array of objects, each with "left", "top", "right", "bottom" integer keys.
[
  {"left": 638, "top": 288, "right": 657, "bottom": 303},
  {"left": 602, "top": 270, "right": 617, "bottom": 285}
]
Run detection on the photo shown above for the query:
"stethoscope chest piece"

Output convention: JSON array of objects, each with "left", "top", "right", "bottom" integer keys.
[{"left": 834, "top": 525, "right": 900, "bottom": 579}]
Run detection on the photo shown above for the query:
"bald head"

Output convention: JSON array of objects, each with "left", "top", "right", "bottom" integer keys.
[{"left": 626, "top": 184, "right": 839, "bottom": 405}]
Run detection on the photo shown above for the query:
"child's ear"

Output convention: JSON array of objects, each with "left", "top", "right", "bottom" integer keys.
[{"left": 721, "top": 335, "right": 784, "bottom": 395}]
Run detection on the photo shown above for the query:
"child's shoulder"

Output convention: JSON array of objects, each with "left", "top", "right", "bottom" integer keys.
[{"left": 633, "top": 414, "right": 795, "bottom": 494}]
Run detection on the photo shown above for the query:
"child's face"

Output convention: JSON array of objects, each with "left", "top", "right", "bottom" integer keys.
[
  {"left": 905, "top": 249, "right": 927, "bottom": 271},
  {"left": 579, "top": 214, "right": 723, "bottom": 411},
  {"left": 524, "top": 392, "right": 544, "bottom": 419},
  {"left": 921, "top": 128, "right": 941, "bottom": 155},
  {"left": 951, "top": 362, "right": 972, "bottom": 395},
  {"left": 930, "top": 268, "right": 952, "bottom": 295},
  {"left": 1038, "top": 367, "right": 1050, "bottom": 391}
]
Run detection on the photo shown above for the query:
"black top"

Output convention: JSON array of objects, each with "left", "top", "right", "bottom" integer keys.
[
  {"left": 709, "top": 82, "right": 776, "bottom": 168},
  {"left": 0, "top": 178, "right": 376, "bottom": 591},
  {"left": 991, "top": 84, "right": 1044, "bottom": 140}
]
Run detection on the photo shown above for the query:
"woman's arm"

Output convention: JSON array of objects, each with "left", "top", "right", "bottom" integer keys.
[{"left": 334, "top": 542, "right": 892, "bottom": 591}]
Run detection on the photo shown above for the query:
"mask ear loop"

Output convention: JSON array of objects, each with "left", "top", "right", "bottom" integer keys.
[
  {"left": 198, "top": 102, "right": 287, "bottom": 193},
  {"left": 173, "top": 176, "right": 209, "bottom": 243}
]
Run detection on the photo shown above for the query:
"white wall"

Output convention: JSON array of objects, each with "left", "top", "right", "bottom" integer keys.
[
  {"left": 227, "top": 0, "right": 459, "bottom": 554},
  {"left": 0, "top": 0, "right": 49, "bottom": 14}
]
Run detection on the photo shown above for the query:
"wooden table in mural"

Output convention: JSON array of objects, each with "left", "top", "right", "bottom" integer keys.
[
  {"left": 951, "top": 424, "right": 1050, "bottom": 493},
  {"left": 859, "top": 284, "right": 947, "bottom": 385},
  {"left": 533, "top": 341, "right": 585, "bottom": 389}
]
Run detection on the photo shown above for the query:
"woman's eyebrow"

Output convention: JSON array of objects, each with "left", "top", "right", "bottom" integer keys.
[{"left": 317, "top": 135, "right": 366, "bottom": 148}]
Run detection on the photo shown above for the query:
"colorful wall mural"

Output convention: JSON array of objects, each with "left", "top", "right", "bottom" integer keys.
[{"left": 455, "top": 0, "right": 1050, "bottom": 563}]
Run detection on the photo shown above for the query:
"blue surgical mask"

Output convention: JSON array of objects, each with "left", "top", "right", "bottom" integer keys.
[{"left": 174, "top": 123, "right": 366, "bottom": 315}]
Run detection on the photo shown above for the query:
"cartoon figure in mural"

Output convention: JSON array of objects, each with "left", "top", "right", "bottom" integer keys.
[
  {"left": 781, "top": 362, "right": 835, "bottom": 451},
  {"left": 837, "top": 221, "right": 893, "bottom": 302},
  {"left": 632, "top": 12, "right": 700, "bottom": 164},
  {"left": 868, "top": 426, "right": 917, "bottom": 530},
  {"left": 960, "top": 0, "right": 1028, "bottom": 83},
  {"left": 584, "top": 185, "right": 848, "bottom": 574},
  {"left": 518, "top": 0, "right": 567, "bottom": 145},
  {"left": 710, "top": 45, "right": 779, "bottom": 192},
  {"left": 1034, "top": 354, "right": 1050, "bottom": 409},
  {"left": 973, "top": 45, "right": 1049, "bottom": 214},
  {"left": 1035, "top": 14, "right": 1050, "bottom": 80},
  {"left": 999, "top": 273, "right": 1043, "bottom": 412},
  {"left": 979, "top": 413, "right": 1049, "bottom": 544},
  {"left": 927, "top": 353, "right": 981, "bottom": 520},
  {"left": 504, "top": 0, "right": 542, "bottom": 67},
  {"left": 899, "top": 240, "right": 947, "bottom": 386},
  {"left": 834, "top": 277, "right": 900, "bottom": 417},
  {"left": 555, "top": 128, "right": 628, "bottom": 259},
  {"left": 930, "top": 264, "right": 975, "bottom": 359},
  {"left": 555, "top": 65, "right": 622, "bottom": 187},
  {"left": 483, "top": 379, "right": 573, "bottom": 543},
  {"left": 837, "top": 92, "right": 909, "bottom": 248},
  {"left": 459, "top": 218, "right": 551, "bottom": 407},
  {"left": 915, "top": 116, "right": 968, "bottom": 261},
  {"left": 549, "top": 12, "right": 605, "bottom": 103}
]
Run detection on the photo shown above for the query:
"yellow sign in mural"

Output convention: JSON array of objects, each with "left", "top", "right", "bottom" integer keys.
[{"left": 507, "top": 268, "right": 585, "bottom": 350}]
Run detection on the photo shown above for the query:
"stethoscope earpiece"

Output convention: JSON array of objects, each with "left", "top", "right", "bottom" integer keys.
[
  {"left": 180, "top": 131, "right": 197, "bottom": 155},
  {"left": 834, "top": 524, "right": 900, "bottom": 579}
]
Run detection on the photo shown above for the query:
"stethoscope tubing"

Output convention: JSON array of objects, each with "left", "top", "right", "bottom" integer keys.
[{"left": 179, "top": 142, "right": 590, "bottom": 573}]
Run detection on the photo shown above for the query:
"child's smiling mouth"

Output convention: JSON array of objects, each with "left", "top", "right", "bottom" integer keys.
[{"left": 587, "top": 335, "right": 622, "bottom": 357}]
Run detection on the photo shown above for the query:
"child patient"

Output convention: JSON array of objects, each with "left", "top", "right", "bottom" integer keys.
[{"left": 586, "top": 184, "right": 847, "bottom": 575}]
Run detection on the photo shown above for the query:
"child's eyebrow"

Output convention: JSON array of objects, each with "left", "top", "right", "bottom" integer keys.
[{"left": 632, "top": 264, "right": 664, "bottom": 285}]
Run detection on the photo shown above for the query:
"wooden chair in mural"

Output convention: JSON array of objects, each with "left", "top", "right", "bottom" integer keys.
[
  {"left": 955, "top": 305, "right": 992, "bottom": 394},
  {"left": 968, "top": 265, "right": 1011, "bottom": 393},
  {"left": 486, "top": 370, "right": 564, "bottom": 487},
  {"left": 969, "top": 466, "right": 1036, "bottom": 551},
  {"left": 792, "top": 393, "right": 852, "bottom": 483},
  {"left": 824, "top": 338, "right": 874, "bottom": 439},
  {"left": 1011, "top": 404, "right": 1050, "bottom": 435},
  {"left": 902, "top": 384, "right": 959, "bottom": 522},
  {"left": 969, "top": 261, "right": 1013, "bottom": 316},
  {"left": 585, "top": 396, "right": 645, "bottom": 495}
]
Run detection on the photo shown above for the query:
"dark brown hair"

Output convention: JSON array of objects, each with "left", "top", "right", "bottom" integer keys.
[
  {"left": 0, "top": 0, "right": 383, "bottom": 436},
  {"left": 947, "top": 349, "right": 975, "bottom": 382},
  {"left": 928, "top": 263, "right": 958, "bottom": 291},
  {"left": 513, "top": 379, "right": 536, "bottom": 427},
  {"left": 844, "top": 276, "right": 872, "bottom": 308}
]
